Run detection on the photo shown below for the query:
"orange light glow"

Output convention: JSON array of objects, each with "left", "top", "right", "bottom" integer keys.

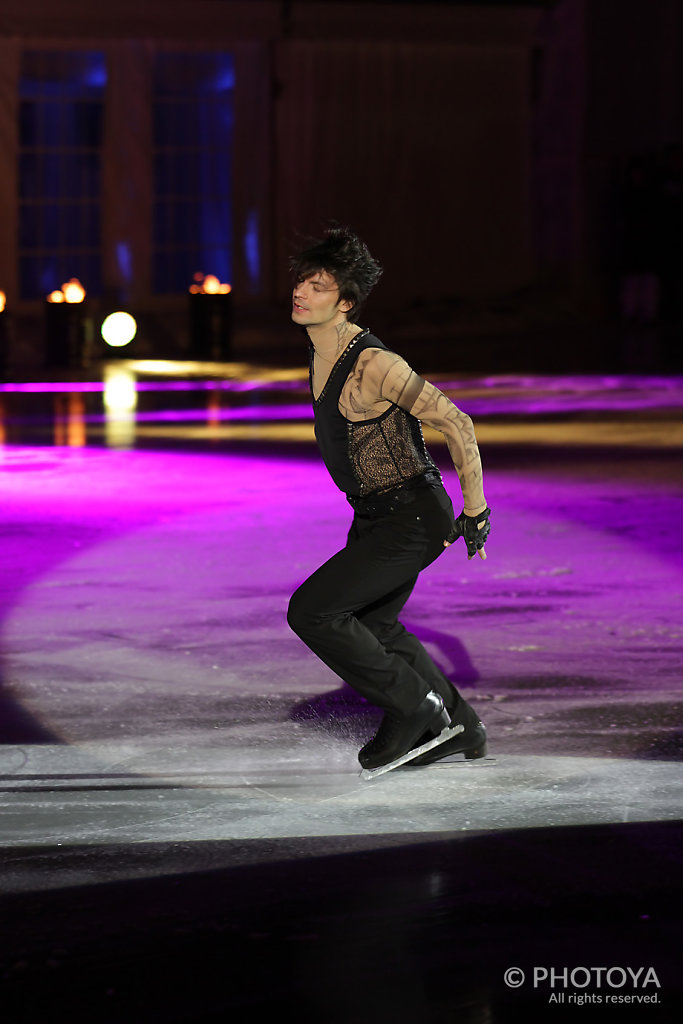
[
  {"left": 189, "top": 273, "right": 232, "bottom": 295},
  {"left": 207, "top": 387, "right": 222, "bottom": 429},
  {"left": 63, "top": 279, "right": 86, "bottom": 303},
  {"left": 0, "top": 291, "right": 6, "bottom": 313},
  {"left": 47, "top": 279, "right": 86, "bottom": 304},
  {"left": 53, "top": 393, "right": 86, "bottom": 448}
]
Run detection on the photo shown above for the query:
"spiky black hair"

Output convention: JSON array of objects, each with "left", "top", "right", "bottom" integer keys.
[{"left": 290, "top": 225, "right": 383, "bottom": 322}]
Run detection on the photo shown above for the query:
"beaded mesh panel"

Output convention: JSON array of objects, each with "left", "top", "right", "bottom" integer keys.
[{"left": 348, "top": 404, "right": 437, "bottom": 496}]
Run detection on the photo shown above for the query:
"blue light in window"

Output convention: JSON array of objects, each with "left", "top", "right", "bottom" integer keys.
[
  {"left": 20, "top": 51, "right": 107, "bottom": 97},
  {"left": 83, "top": 60, "right": 107, "bottom": 89},
  {"left": 116, "top": 242, "right": 133, "bottom": 287},
  {"left": 244, "top": 210, "right": 261, "bottom": 291},
  {"left": 39, "top": 259, "right": 59, "bottom": 295},
  {"left": 213, "top": 64, "right": 235, "bottom": 93}
]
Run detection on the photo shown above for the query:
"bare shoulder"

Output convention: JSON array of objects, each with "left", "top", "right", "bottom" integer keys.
[
  {"left": 356, "top": 348, "right": 424, "bottom": 407},
  {"left": 340, "top": 346, "right": 422, "bottom": 420},
  {"left": 350, "top": 347, "right": 409, "bottom": 385},
  {"left": 353, "top": 346, "right": 399, "bottom": 369},
  {"left": 340, "top": 348, "right": 395, "bottom": 418}
]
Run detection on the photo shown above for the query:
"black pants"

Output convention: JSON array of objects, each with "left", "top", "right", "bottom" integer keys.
[{"left": 287, "top": 482, "right": 461, "bottom": 716}]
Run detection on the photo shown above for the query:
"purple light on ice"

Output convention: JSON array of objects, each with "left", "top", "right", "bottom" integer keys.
[
  {"left": 0, "top": 379, "right": 306, "bottom": 395},
  {"left": 3, "top": 374, "right": 683, "bottom": 416}
]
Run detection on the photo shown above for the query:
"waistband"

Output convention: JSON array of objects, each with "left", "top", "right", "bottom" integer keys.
[{"left": 346, "top": 469, "right": 442, "bottom": 517}]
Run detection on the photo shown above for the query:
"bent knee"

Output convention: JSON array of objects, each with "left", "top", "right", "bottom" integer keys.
[
  {"left": 288, "top": 582, "right": 338, "bottom": 636},
  {"left": 287, "top": 586, "right": 313, "bottom": 635}
]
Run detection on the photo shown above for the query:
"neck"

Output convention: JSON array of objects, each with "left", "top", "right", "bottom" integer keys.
[{"left": 307, "top": 318, "right": 360, "bottom": 358}]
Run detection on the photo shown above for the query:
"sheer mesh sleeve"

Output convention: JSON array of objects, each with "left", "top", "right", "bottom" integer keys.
[{"left": 381, "top": 357, "right": 486, "bottom": 513}]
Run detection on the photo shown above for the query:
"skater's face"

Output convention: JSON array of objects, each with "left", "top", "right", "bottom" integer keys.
[{"left": 291, "top": 271, "right": 352, "bottom": 328}]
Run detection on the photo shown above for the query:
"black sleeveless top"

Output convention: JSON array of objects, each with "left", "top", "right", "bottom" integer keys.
[{"left": 310, "top": 329, "right": 439, "bottom": 498}]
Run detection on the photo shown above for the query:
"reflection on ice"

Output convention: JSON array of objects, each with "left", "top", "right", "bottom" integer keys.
[{"left": 103, "top": 365, "right": 138, "bottom": 448}]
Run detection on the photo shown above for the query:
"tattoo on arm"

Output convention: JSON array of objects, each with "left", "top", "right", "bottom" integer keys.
[
  {"left": 340, "top": 349, "right": 487, "bottom": 509},
  {"left": 343, "top": 351, "right": 372, "bottom": 416},
  {"left": 343, "top": 350, "right": 422, "bottom": 413},
  {"left": 340, "top": 348, "right": 395, "bottom": 419},
  {"left": 407, "top": 378, "right": 486, "bottom": 511}
]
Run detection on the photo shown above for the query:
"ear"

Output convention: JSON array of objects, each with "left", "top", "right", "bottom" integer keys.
[{"left": 338, "top": 298, "right": 353, "bottom": 314}]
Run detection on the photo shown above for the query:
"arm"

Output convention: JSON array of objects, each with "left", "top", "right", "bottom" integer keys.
[
  {"left": 346, "top": 349, "right": 487, "bottom": 512},
  {"left": 402, "top": 377, "right": 486, "bottom": 516},
  {"left": 342, "top": 348, "right": 490, "bottom": 558}
]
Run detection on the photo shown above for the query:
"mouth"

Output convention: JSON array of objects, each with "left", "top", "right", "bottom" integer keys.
[{"left": 292, "top": 301, "right": 308, "bottom": 313}]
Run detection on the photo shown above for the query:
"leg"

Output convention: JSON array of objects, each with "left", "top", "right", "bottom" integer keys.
[
  {"left": 288, "top": 500, "right": 447, "bottom": 714},
  {"left": 358, "top": 581, "right": 458, "bottom": 710},
  {"left": 358, "top": 584, "right": 487, "bottom": 764},
  {"left": 288, "top": 484, "right": 486, "bottom": 770}
]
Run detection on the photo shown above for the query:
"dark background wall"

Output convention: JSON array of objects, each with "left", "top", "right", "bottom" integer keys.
[{"left": 1, "top": 0, "right": 682, "bottom": 369}]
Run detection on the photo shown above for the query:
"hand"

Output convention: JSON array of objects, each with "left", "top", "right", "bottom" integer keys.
[{"left": 443, "top": 507, "right": 491, "bottom": 560}]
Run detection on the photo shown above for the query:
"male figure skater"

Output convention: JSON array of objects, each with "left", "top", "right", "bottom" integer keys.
[{"left": 287, "top": 226, "right": 491, "bottom": 777}]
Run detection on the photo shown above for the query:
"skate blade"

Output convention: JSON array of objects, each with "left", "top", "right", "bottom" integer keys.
[
  {"left": 401, "top": 755, "right": 497, "bottom": 770},
  {"left": 359, "top": 724, "right": 464, "bottom": 781}
]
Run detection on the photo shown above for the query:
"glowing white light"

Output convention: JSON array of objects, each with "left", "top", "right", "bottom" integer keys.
[
  {"left": 101, "top": 311, "right": 137, "bottom": 348},
  {"left": 103, "top": 368, "right": 137, "bottom": 413}
]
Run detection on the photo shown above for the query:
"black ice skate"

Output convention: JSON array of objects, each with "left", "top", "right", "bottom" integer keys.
[
  {"left": 405, "top": 699, "right": 488, "bottom": 767},
  {"left": 359, "top": 691, "right": 463, "bottom": 780}
]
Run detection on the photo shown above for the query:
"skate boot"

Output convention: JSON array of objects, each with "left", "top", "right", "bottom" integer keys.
[
  {"left": 358, "top": 690, "right": 454, "bottom": 774},
  {"left": 407, "top": 698, "right": 487, "bottom": 767}
]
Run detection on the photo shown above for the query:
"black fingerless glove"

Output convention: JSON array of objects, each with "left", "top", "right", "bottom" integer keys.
[{"left": 447, "top": 507, "right": 491, "bottom": 558}]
